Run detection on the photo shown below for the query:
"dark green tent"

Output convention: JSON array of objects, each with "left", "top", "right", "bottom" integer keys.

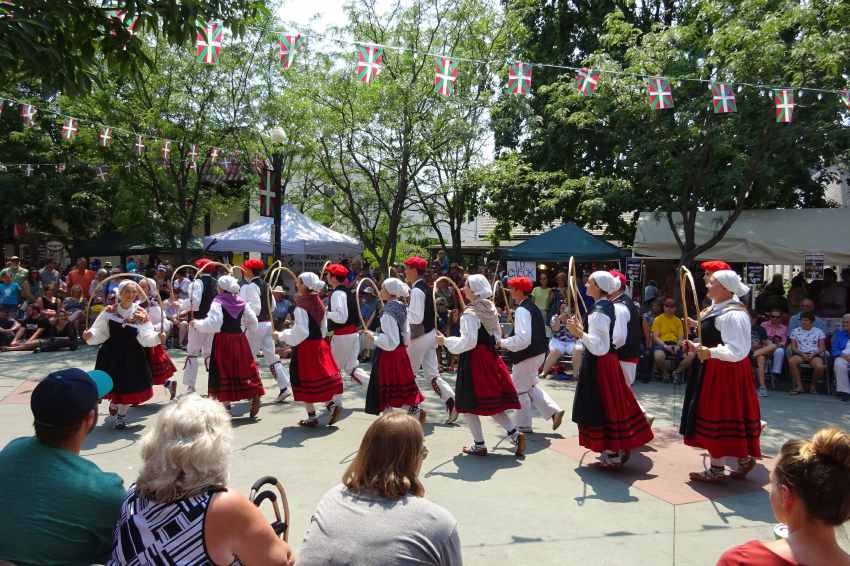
[{"left": 504, "top": 223, "right": 622, "bottom": 261}]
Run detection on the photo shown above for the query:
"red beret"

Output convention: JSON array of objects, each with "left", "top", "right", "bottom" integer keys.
[
  {"left": 700, "top": 260, "right": 731, "bottom": 273},
  {"left": 507, "top": 276, "right": 534, "bottom": 293},
  {"left": 326, "top": 263, "right": 349, "bottom": 279},
  {"left": 403, "top": 256, "right": 428, "bottom": 271},
  {"left": 194, "top": 258, "right": 211, "bottom": 269},
  {"left": 242, "top": 259, "right": 266, "bottom": 272},
  {"left": 609, "top": 270, "right": 628, "bottom": 289}
]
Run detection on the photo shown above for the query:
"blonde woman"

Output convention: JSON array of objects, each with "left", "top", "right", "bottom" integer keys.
[
  {"left": 299, "top": 413, "right": 461, "bottom": 566},
  {"left": 108, "top": 396, "right": 295, "bottom": 565}
]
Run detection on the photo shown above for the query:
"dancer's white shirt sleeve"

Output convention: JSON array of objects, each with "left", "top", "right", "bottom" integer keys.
[
  {"left": 280, "top": 307, "right": 309, "bottom": 346},
  {"left": 147, "top": 304, "right": 163, "bottom": 327},
  {"left": 327, "top": 290, "right": 348, "bottom": 324},
  {"left": 188, "top": 279, "right": 204, "bottom": 311},
  {"left": 240, "top": 283, "right": 261, "bottom": 316},
  {"left": 499, "top": 306, "right": 531, "bottom": 352},
  {"left": 373, "top": 313, "right": 401, "bottom": 351},
  {"left": 444, "top": 312, "right": 480, "bottom": 355},
  {"left": 710, "top": 309, "right": 751, "bottom": 362},
  {"left": 85, "top": 311, "right": 110, "bottom": 345},
  {"left": 408, "top": 285, "right": 425, "bottom": 325},
  {"left": 581, "top": 311, "right": 611, "bottom": 356},
  {"left": 134, "top": 319, "right": 161, "bottom": 348},
  {"left": 612, "top": 302, "right": 629, "bottom": 349},
  {"left": 242, "top": 304, "right": 259, "bottom": 333},
  {"left": 193, "top": 302, "right": 222, "bottom": 334}
]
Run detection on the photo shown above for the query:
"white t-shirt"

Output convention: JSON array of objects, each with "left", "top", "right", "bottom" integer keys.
[{"left": 790, "top": 326, "right": 825, "bottom": 354}]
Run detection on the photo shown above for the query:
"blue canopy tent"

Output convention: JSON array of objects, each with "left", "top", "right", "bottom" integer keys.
[{"left": 503, "top": 223, "right": 622, "bottom": 261}]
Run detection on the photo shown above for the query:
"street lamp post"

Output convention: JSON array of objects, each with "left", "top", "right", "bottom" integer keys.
[{"left": 268, "top": 127, "right": 286, "bottom": 262}]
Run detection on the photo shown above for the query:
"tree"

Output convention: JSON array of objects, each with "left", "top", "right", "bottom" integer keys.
[
  {"left": 0, "top": 0, "right": 268, "bottom": 95},
  {"left": 491, "top": 0, "right": 850, "bottom": 265}
]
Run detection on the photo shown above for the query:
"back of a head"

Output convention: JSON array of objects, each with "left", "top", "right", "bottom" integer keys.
[
  {"left": 343, "top": 413, "right": 425, "bottom": 499},
  {"left": 776, "top": 427, "right": 850, "bottom": 526},
  {"left": 137, "top": 396, "right": 233, "bottom": 503}
]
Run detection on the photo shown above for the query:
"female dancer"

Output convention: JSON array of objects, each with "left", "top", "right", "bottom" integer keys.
[
  {"left": 437, "top": 274, "right": 525, "bottom": 458},
  {"left": 192, "top": 275, "right": 264, "bottom": 417},
  {"left": 681, "top": 269, "right": 762, "bottom": 482},
  {"left": 364, "top": 278, "right": 426, "bottom": 422},
  {"left": 84, "top": 280, "right": 159, "bottom": 429},
  {"left": 565, "top": 271, "right": 654, "bottom": 469},
  {"left": 139, "top": 277, "right": 177, "bottom": 400},
  {"left": 276, "top": 272, "right": 344, "bottom": 427}
]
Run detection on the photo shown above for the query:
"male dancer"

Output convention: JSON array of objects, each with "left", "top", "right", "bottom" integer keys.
[
  {"left": 609, "top": 270, "right": 654, "bottom": 426},
  {"left": 403, "top": 256, "right": 458, "bottom": 423},
  {"left": 240, "top": 259, "right": 291, "bottom": 402},
  {"left": 325, "top": 263, "right": 370, "bottom": 387},
  {"left": 497, "top": 276, "right": 565, "bottom": 432},
  {"left": 182, "top": 258, "right": 219, "bottom": 395}
]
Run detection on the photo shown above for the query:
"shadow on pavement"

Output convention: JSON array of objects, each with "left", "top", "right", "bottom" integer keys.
[{"left": 425, "top": 452, "right": 522, "bottom": 482}]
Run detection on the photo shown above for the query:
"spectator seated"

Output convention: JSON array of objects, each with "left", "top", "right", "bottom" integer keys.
[
  {"left": 830, "top": 314, "right": 850, "bottom": 402},
  {"left": 788, "top": 311, "right": 828, "bottom": 395}
]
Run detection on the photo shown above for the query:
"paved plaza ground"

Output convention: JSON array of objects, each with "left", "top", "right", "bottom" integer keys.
[{"left": 1, "top": 347, "right": 849, "bottom": 565}]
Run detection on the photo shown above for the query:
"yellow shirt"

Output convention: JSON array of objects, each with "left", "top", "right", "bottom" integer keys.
[{"left": 652, "top": 312, "right": 684, "bottom": 343}]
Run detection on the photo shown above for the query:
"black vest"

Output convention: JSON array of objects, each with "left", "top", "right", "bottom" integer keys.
[
  {"left": 698, "top": 302, "right": 745, "bottom": 348},
  {"left": 327, "top": 286, "right": 359, "bottom": 330},
  {"left": 220, "top": 305, "right": 244, "bottom": 333},
  {"left": 195, "top": 275, "right": 218, "bottom": 319},
  {"left": 250, "top": 277, "right": 271, "bottom": 322},
  {"left": 509, "top": 298, "right": 548, "bottom": 363},
  {"left": 410, "top": 279, "right": 435, "bottom": 336},
  {"left": 592, "top": 299, "right": 616, "bottom": 354},
  {"left": 613, "top": 293, "right": 642, "bottom": 360}
]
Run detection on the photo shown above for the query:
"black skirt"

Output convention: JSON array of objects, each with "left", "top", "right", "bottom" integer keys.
[{"left": 571, "top": 352, "right": 606, "bottom": 427}]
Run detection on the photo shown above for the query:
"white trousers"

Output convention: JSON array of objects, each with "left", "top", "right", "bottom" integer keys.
[
  {"left": 248, "top": 321, "right": 290, "bottom": 391},
  {"left": 834, "top": 357, "right": 850, "bottom": 394},
  {"left": 771, "top": 347, "right": 785, "bottom": 374},
  {"left": 466, "top": 412, "right": 516, "bottom": 444},
  {"left": 331, "top": 333, "right": 360, "bottom": 374},
  {"left": 512, "top": 353, "right": 560, "bottom": 429},
  {"left": 183, "top": 324, "right": 214, "bottom": 389},
  {"left": 408, "top": 330, "right": 455, "bottom": 403}
]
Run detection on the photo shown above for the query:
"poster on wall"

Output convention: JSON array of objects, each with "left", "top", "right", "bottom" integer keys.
[
  {"left": 506, "top": 261, "right": 537, "bottom": 282},
  {"left": 804, "top": 252, "right": 824, "bottom": 281},
  {"left": 625, "top": 258, "right": 643, "bottom": 283},
  {"left": 745, "top": 263, "right": 765, "bottom": 285}
]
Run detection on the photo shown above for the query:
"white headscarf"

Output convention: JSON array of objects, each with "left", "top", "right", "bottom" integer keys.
[
  {"left": 382, "top": 277, "right": 410, "bottom": 298},
  {"left": 299, "top": 272, "right": 325, "bottom": 292},
  {"left": 589, "top": 271, "right": 619, "bottom": 294},
  {"left": 217, "top": 275, "right": 240, "bottom": 294},
  {"left": 467, "top": 274, "right": 493, "bottom": 299},
  {"left": 713, "top": 270, "right": 750, "bottom": 298},
  {"left": 117, "top": 279, "right": 138, "bottom": 297}
]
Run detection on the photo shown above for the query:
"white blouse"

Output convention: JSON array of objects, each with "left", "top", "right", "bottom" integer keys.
[
  {"left": 85, "top": 303, "right": 160, "bottom": 348},
  {"left": 612, "top": 301, "right": 630, "bottom": 350},
  {"left": 580, "top": 309, "right": 612, "bottom": 357},
  {"left": 702, "top": 299, "right": 751, "bottom": 363},
  {"left": 373, "top": 312, "right": 410, "bottom": 351},
  {"left": 326, "top": 287, "right": 349, "bottom": 325},
  {"left": 278, "top": 306, "right": 327, "bottom": 347},
  {"left": 192, "top": 301, "right": 258, "bottom": 335},
  {"left": 408, "top": 282, "right": 426, "bottom": 327},
  {"left": 444, "top": 312, "right": 494, "bottom": 355}
]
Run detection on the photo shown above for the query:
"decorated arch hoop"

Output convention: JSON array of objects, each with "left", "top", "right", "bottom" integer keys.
[
  {"left": 492, "top": 278, "right": 513, "bottom": 323},
  {"left": 679, "top": 265, "right": 702, "bottom": 344},
  {"left": 355, "top": 277, "right": 384, "bottom": 330},
  {"left": 85, "top": 273, "right": 150, "bottom": 330},
  {"left": 432, "top": 276, "right": 466, "bottom": 331},
  {"left": 567, "top": 256, "right": 588, "bottom": 318},
  {"left": 319, "top": 260, "right": 331, "bottom": 281}
]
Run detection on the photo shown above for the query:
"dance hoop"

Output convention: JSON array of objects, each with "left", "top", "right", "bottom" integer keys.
[
  {"left": 319, "top": 260, "right": 331, "bottom": 281},
  {"left": 432, "top": 276, "right": 466, "bottom": 331},
  {"left": 355, "top": 277, "right": 384, "bottom": 330},
  {"left": 567, "top": 256, "right": 588, "bottom": 318},
  {"left": 679, "top": 265, "right": 703, "bottom": 344},
  {"left": 266, "top": 264, "right": 299, "bottom": 310},
  {"left": 492, "top": 278, "right": 513, "bottom": 323},
  {"left": 85, "top": 273, "right": 150, "bottom": 330},
  {"left": 249, "top": 476, "right": 291, "bottom": 542},
  {"left": 230, "top": 264, "right": 249, "bottom": 278}
]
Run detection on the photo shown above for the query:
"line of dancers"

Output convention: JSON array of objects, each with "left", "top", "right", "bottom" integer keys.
[{"left": 82, "top": 256, "right": 762, "bottom": 480}]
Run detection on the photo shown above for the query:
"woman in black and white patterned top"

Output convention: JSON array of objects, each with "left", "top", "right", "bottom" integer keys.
[{"left": 108, "top": 396, "right": 294, "bottom": 566}]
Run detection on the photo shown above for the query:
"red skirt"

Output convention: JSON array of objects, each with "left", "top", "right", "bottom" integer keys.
[
  {"left": 208, "top": 332, "right": 265, "bottom": 402},
  {"left": 148, "top": 344, "right": 176, "bottom": 386},
  {"left": 685, "top": 358, "right": 762, "bottom": 459},
  {"left": 291, "top": 338, "right": 344, "bottom": 403},
  {"left": 365, "top": 346, "right": 425, "bottom": 414},
  {"left": 456, "top": 344, "right": 521, "bottom": 416},
  {"left": 578, "top": 352, "right": 654, "bottom": 453},
  {"left": 106, "top": 388, "right": 154, "bottom": 406}
]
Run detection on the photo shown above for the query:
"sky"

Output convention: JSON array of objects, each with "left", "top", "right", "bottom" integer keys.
[{"left": 275, "top": 0, "right": 393, "bottom": 31}]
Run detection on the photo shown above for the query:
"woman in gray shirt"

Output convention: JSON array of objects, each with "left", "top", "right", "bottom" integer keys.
[{"left": 299, "top": 413, "right": 462, "bottom": 565}]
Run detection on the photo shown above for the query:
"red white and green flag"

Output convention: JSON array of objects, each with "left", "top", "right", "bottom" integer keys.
[
  {"left": 61, "top": 117, "right": 78, "bottom": 140},
  {"left": 259, "top": 170, "right": 277, "bottom": 217},
  {"left": 55, "top": 163, "right": 66, "bottom": 173},
  {"left": 210, "top": 147, "right": 220, "bottom": 164},
  {"left": 507, "top": 62, "right": 532, "bottom": 95},
  {"left": 275, "top": 33, "right": 303, "bottom": 69},
  {"left": 196, "top": 21, "right": 222, "bottom": 65},
  {"left": 97, "top": 166, "right": 108, "bottom": 182},
  {"left": 188, "top": 144, "right": 199, "bottom": 164},
  {"left": 774, "top": 89, "right": 794, "bottom": 123},
  {"left": 20, "top": 104, "right": 36, "bottom": 127},
  {"left": 840, "top": 89, "right": 850, "bottom": 110},
  {"left": 134, "top": 134, "right": 145, "bottom": 156},
  {"left": 99, "top": 127, "right": 112, "bottom": 147},
  {"left": 356, "top": 44, "right": 383, "bottom": 83},
  {"left": 647, "top": 78, "right": 674, "bottom": 110},
  {"left": 161, "top": 139, "right": 172, "bottom": 160},
  {"left": 575, "top": 67, "right": 600, "bottom": 96},
  {"left": 711, "top": 83, "right": 737, "bottom": 114},
  {"left": 108, "top": 9, "right": 138, "bottom": 36},
  {"left": 434, "top": 57, "right": 459, "bottom": 97}
]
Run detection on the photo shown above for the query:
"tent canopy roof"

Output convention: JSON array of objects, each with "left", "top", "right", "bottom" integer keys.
[
  {"left": 203, "top": 205, "right": 362, "bottom": 256},
  {"left": 504, "top": 222, "right": 622, "bottom": 261},
  {"left": 633, "top": 209, "right": 850, "bottom": 264}
]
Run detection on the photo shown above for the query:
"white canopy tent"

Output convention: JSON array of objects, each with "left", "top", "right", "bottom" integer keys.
[
  {"left": 634, "top": 208, "right": 850, "bottom": 265},
  {"left": 203, "top": 205, "right": 363, "bottom": 256}
]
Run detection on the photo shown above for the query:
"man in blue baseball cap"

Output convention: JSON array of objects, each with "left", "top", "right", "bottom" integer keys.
[{"left": 0, "top": 368, "right": 126, "bottom": 566}]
